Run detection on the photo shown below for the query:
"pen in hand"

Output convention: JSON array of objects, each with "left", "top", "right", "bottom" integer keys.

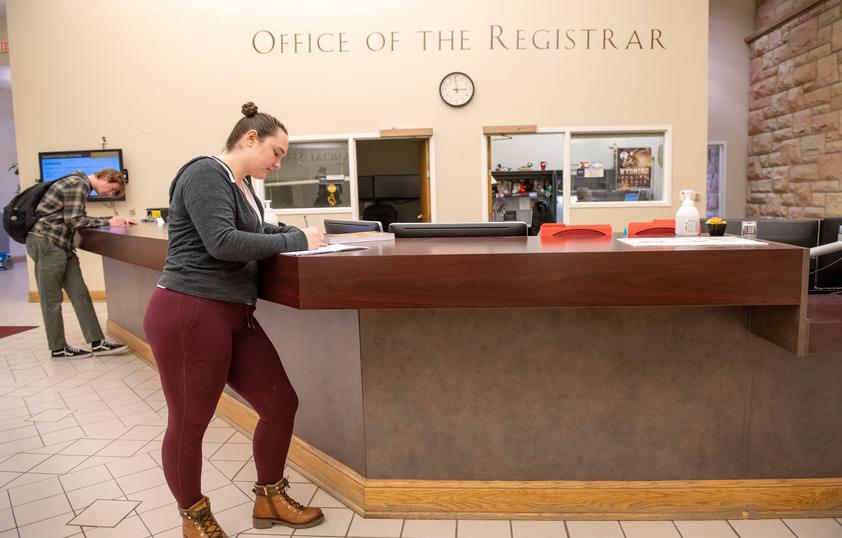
[{"left": 301, "top": 216, "right": 326, "bottom": 249}]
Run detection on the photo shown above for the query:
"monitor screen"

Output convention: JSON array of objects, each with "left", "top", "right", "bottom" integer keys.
[
  {"left": 388, "top": 221, "right": 528, "bottom": 238},
  {"left": 324, "top": 219, "right": 383, "bottom": 234},
  {"left": 38, "top": 149, "right": 126, "bottom": 202}
]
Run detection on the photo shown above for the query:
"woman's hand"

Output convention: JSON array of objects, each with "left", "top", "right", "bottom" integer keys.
[{"left": 302, "top": 226, "right": 326, "bottom": 250}]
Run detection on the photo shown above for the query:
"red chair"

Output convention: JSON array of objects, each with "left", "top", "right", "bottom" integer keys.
[
  {"left": 626, "top": 219, "right": 677, "bottom": 237},
  {"left": 540, "top": 223, "right": 613, "bottom": 241}
]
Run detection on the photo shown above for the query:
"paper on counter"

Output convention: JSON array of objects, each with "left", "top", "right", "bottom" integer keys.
[
  {"left": 618, "top": 236, "right": 768, "bottom": 247},
  {"left": 282, "top": 243, "right": 370, "bottom": 256}
]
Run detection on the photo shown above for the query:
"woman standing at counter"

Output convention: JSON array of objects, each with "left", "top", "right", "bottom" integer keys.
[{"left": 143, "top": 102, "right": 325, "bottom": 537}]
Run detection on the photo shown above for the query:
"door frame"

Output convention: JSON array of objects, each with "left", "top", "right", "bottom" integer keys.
[
  {"left": 354, "top": 133, "right": 435, "bottom": 223},
  {"left": 708, "top": 141, "right": 727, "bottom": 218}
]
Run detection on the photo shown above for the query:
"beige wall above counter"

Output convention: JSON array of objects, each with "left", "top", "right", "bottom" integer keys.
[{"left": 9, "top": 0, "right": 708, "bottom": 291}]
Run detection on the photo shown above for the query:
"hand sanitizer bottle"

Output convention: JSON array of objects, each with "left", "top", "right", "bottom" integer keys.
[{"left": 675, "top": 190, "right": 700, "bottom": 236}]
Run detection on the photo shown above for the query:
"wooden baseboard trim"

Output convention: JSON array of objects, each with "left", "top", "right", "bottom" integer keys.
[
  {"left": 287, "top": 436, "right": 367, "bottom": 514},
  {"left": 361, "top": 478, "right": 842, "bottom": 520},
  {"left": 284, "top": 434, "right": 842, "bottom": 520},
  {"left": 108, "top": 320, "right": 842, "bottom": 520}
]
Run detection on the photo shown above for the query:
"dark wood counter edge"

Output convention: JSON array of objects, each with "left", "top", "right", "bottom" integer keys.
[
  {"left": 265, "top": 248, "right": 804, "bottom": 310},
  {"left": 79, "top": 225, "right": 806, "bottom": 308},
  {"left": 79, "top": 225, "right": 816, "bottom": 355},
  {"left": 78, "top": 225, "right": 167, "bottom": 273}
]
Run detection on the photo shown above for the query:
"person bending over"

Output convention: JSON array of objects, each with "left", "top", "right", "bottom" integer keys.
[{"left": 27, "top": 168, "right": 134, "bottom": 359}]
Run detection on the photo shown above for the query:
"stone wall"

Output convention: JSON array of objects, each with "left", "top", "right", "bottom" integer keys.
[
  {"left": 748, "top": 0, "right": 842, "bottom": 218},
  {"left": 707, "top": 144, "right": 722, "bottom": 218}
]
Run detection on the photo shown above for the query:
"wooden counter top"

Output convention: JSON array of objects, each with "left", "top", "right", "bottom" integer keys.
[
  {"left": 79, "top": 222, "right": 807, "bottom": 310},
  {"left": 262, "top": 237, "right": 806, "bottom": 310}
]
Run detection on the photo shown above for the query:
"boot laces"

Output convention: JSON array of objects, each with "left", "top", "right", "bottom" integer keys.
[
  {"left": 196, "top": 510, "right": 225, "bottom": 538},
  {"left": 278, "top": 477, "right": 305, "bottom": 512},
  {"left": 183, "top": 506, "right": 225, "bottom": 538},
  {"left": 254, "top": 477, "right": 306, "bottom": 512}
]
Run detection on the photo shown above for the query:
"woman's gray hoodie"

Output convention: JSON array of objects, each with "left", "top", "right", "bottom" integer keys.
[{"left": 157, "top": 157, "right": 307, "bottom": 305}]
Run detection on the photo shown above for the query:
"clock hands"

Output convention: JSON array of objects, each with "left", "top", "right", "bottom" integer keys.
[{"left": 440, "top": 72, "right": 474, "bottom": 107}]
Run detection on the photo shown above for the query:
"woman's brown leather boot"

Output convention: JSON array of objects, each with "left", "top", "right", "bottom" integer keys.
[
  {"left": 178, "top": 495, "right": 228, "bottom": 538},
  {"left": 252, "top": 477, "right": 325, "bottom": 529}
]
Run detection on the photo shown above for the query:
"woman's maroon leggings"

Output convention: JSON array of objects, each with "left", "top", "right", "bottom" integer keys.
[{"left": 143, "top": 287, "right": 298, "bottom": 509}]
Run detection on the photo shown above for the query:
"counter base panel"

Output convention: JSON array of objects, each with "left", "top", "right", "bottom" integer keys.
[
  {"left": 102, "top": 257, "right": 842, "bottom": 519},
  {"left": 254, "top": 300, "right": 842, "bottom": 483},
  {"left": 94, "top": 320, "right": 842, "bottom": 522},
  {"left": 96, "top": 321, "right": 842, "bottom": 522}
]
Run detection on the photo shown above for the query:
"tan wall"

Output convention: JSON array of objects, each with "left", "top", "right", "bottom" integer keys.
[
  {"left": 708, "top": 0, "right": 755, "bottom": 217},
  {"left": 8, "top": 0, "right": 708, "bottom": 291},
  {"left": 747, "top": 0, "right": 842, "bottom": 218}
]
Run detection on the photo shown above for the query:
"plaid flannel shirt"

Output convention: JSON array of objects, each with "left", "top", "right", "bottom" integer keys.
[{"left": 30, "top": 171, "right": 111, "bottom": 251}]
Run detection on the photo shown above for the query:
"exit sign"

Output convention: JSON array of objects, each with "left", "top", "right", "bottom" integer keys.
[{"left": 0, "top": 42, "right": 8, "bottom": 53}]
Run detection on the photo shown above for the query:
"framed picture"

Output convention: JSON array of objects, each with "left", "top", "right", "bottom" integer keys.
[{"left": 616, "top": 147, "right": 652, "bottom": 189}]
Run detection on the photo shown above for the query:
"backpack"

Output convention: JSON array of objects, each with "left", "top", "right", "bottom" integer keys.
[{"left": 2, "top": 180, "right": 57, "bottom": 243}]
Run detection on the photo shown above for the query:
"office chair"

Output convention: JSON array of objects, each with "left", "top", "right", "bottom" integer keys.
[{"left": 362, "top": 203, "right": 399, "bottom": 231}]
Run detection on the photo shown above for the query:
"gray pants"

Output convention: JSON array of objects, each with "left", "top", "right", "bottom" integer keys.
[{"left": 25, "top": 234, "right": 104, "bottom": 351}]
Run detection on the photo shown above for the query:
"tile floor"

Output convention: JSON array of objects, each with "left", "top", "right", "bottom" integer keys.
[{"left": 0, "top": 260, "right": 841, "bottom": 538}]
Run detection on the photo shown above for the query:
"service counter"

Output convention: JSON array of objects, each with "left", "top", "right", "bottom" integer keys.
[{"left": 79, "top": 223, "right": 842, "bottom": 521}]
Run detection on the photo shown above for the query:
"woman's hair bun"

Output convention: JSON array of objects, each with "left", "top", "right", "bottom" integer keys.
[
  {"left": 241, "top": 102, "right": 259, "bottom": 118},
  {"left": 224, "top": 101, "right": 286, "bottom": 150}
]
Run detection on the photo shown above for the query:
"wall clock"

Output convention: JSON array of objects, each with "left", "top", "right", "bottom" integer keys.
[{"left": 439, "top": 72, "right": 474, "bottom": 107}]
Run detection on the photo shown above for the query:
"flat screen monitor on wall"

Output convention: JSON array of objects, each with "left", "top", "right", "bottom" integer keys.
[{"left": 38, "top": 149, "right": 126, "bottom": 202}]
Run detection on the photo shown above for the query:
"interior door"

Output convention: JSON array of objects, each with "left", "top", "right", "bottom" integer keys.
[
  {"left": 418, "top": 138, "right": 431, "bottom": 222},
  {"left": 356, "top": 136, "right": 432, "bottom": 225}
]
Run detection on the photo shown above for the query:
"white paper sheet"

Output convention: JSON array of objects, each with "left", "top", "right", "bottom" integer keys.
[
  {"left": 282, "top": 244, "right": 370, "bottom": 256},
  {"left": 618, "top": 236, "right": 768, "bottom": 247}
]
